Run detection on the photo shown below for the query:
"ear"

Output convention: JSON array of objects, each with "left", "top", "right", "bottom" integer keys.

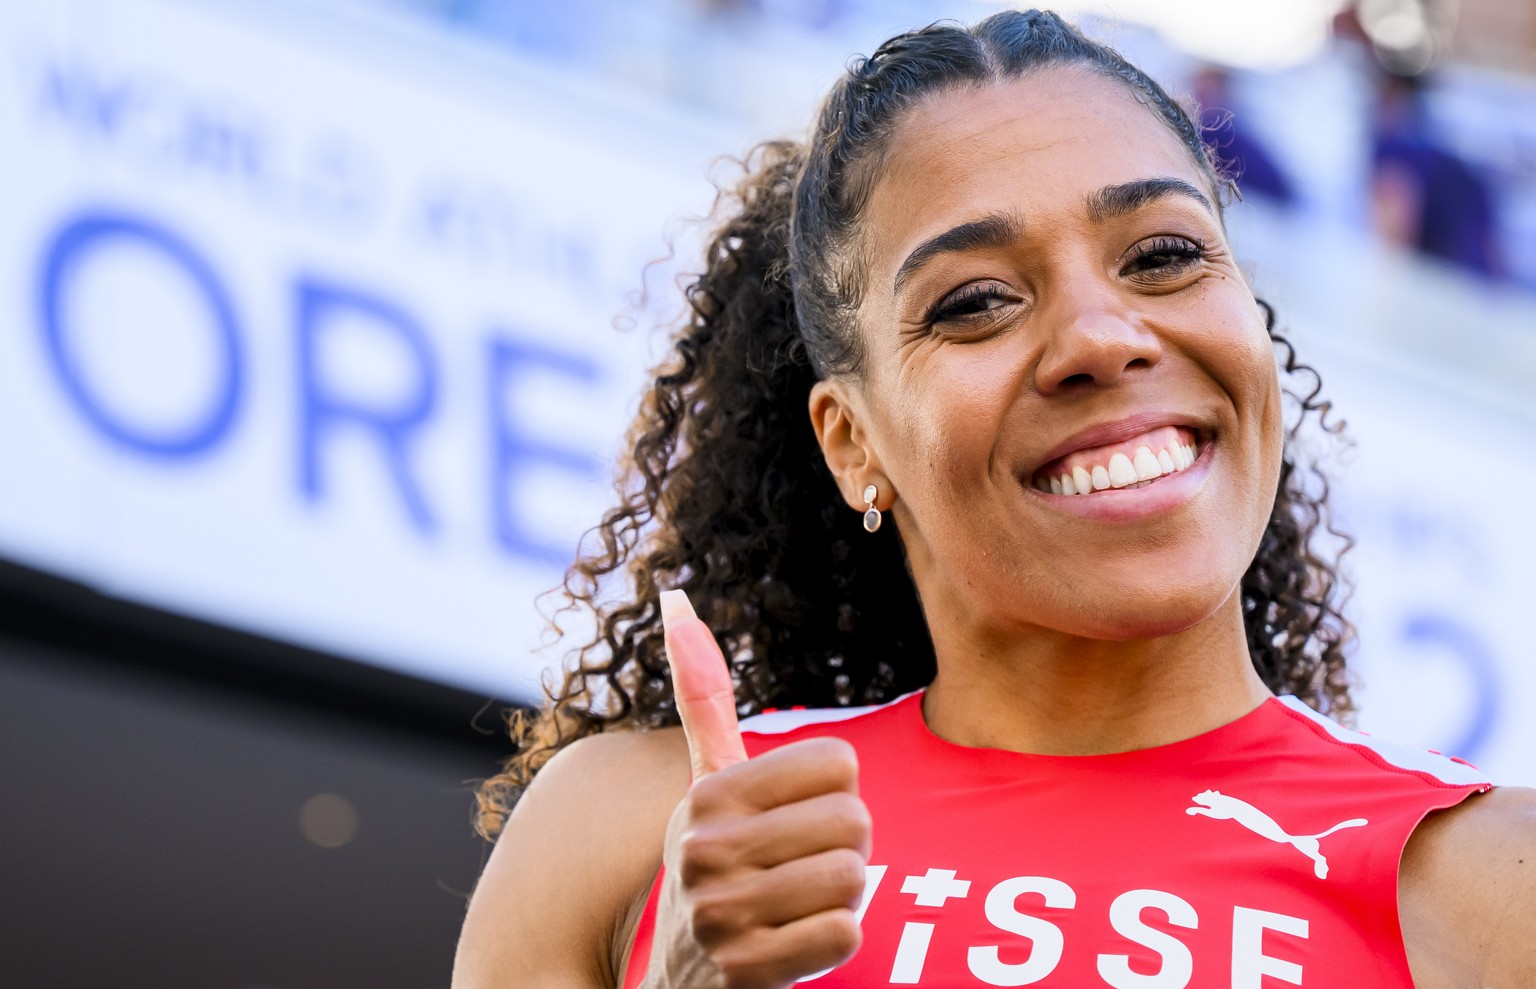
[{"left": 808, "top": 378, "right": 891, "bottom": 512}]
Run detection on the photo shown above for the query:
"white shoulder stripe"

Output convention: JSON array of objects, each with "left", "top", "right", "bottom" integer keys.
[
  {"left": 739, "top": 691, "right": 921, "bottom": 736},
  {"left": 1278, "top": 696, "right": 1493, "bottom": 787}
]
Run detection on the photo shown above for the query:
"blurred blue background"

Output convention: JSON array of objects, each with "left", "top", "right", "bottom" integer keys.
[{"left": 0, "top": 0, "right": 1532, "bottom": 985}]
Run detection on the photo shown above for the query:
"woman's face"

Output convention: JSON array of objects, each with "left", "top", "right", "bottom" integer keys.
[{"left": 831, "top": 67, "right": 1284, "bottom": 642}]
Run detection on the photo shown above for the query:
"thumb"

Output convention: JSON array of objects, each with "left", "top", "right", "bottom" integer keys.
[{"left": 661, "top": 589, "right": 748, "bottom": 780}]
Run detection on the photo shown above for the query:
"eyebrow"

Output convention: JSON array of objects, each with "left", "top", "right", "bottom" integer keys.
[
  {"left": 891, "top": 177, "right": 1214, "bottom": 296},
  {"left": 892, "top": 211, "right": 1024, "bottom": 295},
  {"left": 1084, "top": 177, "right": 1213, "bottom": 224}
]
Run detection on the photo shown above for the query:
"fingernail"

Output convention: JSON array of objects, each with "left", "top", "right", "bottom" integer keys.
[{"left": 660, "top": 588, "right": 697, "bottom": 625}]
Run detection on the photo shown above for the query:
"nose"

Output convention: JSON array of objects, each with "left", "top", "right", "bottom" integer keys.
[{"left": 1032, "top": 281, "right": 1162, "bottom": 394}]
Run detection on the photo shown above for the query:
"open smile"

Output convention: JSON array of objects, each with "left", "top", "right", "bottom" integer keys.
[{"left": 1027, "top": 425, "right": 1201, "bottom": 496}]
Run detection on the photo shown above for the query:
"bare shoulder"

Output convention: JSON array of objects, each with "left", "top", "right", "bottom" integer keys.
[
  {"left": 1400, "top": 785, "right": 1536, "bottom": 988},
  {"left": 452, "top": 726, "right": 692, "bottom": 989}
]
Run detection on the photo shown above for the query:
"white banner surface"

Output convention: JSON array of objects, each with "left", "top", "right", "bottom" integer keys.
[{"left": 0, "top": 0, "right": 716, "bottom": 700}]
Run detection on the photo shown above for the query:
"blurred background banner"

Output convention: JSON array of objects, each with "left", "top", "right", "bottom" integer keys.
[
  {"left": 0, "top": 0, "right": 1533, "bottom": 985},
  {"left": 0, "top": 0, "right": 723, "bottom": 701}
]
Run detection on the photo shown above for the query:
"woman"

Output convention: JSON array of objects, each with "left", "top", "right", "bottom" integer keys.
[{"left": 454, "top": 11, "right": 1534, "bottom": 988}]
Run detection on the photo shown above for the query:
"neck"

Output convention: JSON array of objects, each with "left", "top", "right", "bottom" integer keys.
[{"left": 921, "top": 594, "right": 1271, "bottom": 756}]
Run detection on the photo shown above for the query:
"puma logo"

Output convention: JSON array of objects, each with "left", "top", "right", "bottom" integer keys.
[{"left": 1186, "top": 790, "right": 1367, "bottom": 879}]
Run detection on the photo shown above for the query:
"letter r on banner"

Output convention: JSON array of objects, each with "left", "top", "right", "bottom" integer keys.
[{"left": 296, "top": 276, "right": 439, "bottom": 533}]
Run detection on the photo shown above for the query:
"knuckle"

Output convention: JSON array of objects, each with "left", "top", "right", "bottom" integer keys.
[
  {"left": 817, "top": 910, "right": 862, "bottom": 962},
  {"left": 689, "top": 887, "right": 748, "bottom": 944},
  {"left": 826, "top": 792, "right": 872, "bottom": 839},
  {"left": 677, "top": 826, "right": 733, "bottom": 883},
  {"left": 820, "top": 848, "right": 868, "bottom": 898},
  {"left": 712, "top": 950, "right": 764, "bottom": 989},
  {"left": 687, "top": 771, "right": 735, "bottom": 814},
  {"left": 809, "top": 737, "right": 860, "bottom": 783}
]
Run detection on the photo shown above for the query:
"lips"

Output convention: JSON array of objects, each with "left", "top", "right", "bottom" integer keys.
[{"left": 1025, "top": 420, "right": 1209, "bottom": 497}]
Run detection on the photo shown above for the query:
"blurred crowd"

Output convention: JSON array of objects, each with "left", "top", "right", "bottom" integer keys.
[
  {"left": 386, "top": 0, "right": 1536, "bottom": 294},
  {"left": 1200, "top": 3, "right": 1526, "bottom": 286}
]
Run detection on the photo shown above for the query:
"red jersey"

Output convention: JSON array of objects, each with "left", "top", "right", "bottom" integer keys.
[{"left": 623, "top": 692, "right": 1490, "bottom": 987}]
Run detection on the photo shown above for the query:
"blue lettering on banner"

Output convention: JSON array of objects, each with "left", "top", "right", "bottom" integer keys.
[
  {"left": 487, "top": 338, "right": 602, "bottom": 565},
  {"left": 35, "top": 57, "right": 136, "bottom": 139},
  {"left": 32, "top": 55, "right": 379, "bottom": 228},
  {"left": 37, "top": 208, "right": 245, "bottom": 458},
  {"left": 296, "top": 277, "right": 440, "bottom": 535},
  {"left": 35, "top": 56, "right": 270, "bottom": 187},
  {"left": 33, "top": 203, "right": 609, "bottom": 568}
]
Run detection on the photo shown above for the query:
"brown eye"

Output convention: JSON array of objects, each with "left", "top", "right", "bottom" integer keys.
[
  {"left": 926, "top": 282, "right": 1017, "bottom": 328},
  {"left": 1124, "top": 236, "right": 1206, "bottom": 281}
]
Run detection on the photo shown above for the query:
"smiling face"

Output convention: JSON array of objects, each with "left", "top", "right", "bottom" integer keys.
[{"left": 814, "top": 66, "right": 1284, "bottom": 645}]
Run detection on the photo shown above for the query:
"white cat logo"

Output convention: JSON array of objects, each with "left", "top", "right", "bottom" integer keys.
[{"left": 1187, "top": 790, "right": 1367, "bottom": 879}]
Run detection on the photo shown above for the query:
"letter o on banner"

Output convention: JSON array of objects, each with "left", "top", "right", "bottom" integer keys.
[{"left": 37, "top": 209, "right": 244, "bottom": 458}]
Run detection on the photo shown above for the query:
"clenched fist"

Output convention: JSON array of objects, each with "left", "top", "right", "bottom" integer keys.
[{"left": 642, "top": 590, "right": 872, "bottom": 989}]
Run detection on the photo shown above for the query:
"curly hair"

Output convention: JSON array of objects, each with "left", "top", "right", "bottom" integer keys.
[{"left": 475, "top": 10, "right": 1354, "bottom": 838}]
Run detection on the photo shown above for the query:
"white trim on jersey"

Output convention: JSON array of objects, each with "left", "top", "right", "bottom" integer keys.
[
  {"left": 1278, "top": 695, "right": 1493, "bottom": 787},
  {"left": 739, "top": 691, "right": 921, "bottom": 736}
]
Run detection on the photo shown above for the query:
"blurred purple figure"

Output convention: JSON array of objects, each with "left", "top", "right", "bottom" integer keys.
[
  {"left": 1370, "top": 70, "right": 1502, "bottom": 279},
  {"left": 1192, "top": 66, "right": 1295, "bottom": 206}
]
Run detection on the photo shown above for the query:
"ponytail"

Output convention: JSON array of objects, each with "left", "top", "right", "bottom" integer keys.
[{"left": 475, "top": 141, "right": 933, "bottom": 837}]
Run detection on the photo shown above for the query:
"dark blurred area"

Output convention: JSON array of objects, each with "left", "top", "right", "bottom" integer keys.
[{"left": 0, "top": 561, "right": 507, "bottom": 987}]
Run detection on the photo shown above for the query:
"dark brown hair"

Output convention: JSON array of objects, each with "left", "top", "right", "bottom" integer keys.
[{"left": 476, "top": 10, "right": 1353, "bottom": 838}]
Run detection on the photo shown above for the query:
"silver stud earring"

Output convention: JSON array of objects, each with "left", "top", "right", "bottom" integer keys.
[{"left": 862, "top": 483, "right": 882, "bottom": 533}]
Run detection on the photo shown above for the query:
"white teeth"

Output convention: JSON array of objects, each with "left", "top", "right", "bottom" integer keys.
[
  {"left": 1038, "top": 436, "right": 1203, "bottom": 498},
  {"left": 1108, "top": 452, "right": 1138, "bottom": 488}
]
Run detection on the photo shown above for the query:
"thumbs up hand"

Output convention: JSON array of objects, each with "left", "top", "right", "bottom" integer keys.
[
  {"left": 642, "top": 590, "right": 871, "bottom": 989},
  {"left": 664, "top": 590, "right": 750, "bottom": 781}
]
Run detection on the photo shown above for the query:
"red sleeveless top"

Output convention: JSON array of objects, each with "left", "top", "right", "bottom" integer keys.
[{"left": 623, "top": 692, "right": 1490, "bottom": 987}]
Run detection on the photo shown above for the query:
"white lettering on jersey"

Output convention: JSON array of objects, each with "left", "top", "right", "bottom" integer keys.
[
  {"left": 790, "top": 863, "right": 1315, "bottom": 987},
  {"left": 890, "top": 868, "right": 973, "bottom": 983},
  {"left": 1231, "top": 906, "right": 1309, "bottom": 987},
  {"left": 797, "top": 865, "right": 887, "bottom": 983},
  {"left": 1187, "top": 789, "right": 1367, "bottom": 879},
  {"left": 1096, "top": 889, "right": 1198, "bottom": 988},
  {"left": 889, "top": 921, "right": 934, "bottom": 985},
  {"left": 903, "top": 867, "right": 972, "bottom": 906},
  {"left": 967, "top": 876, "right": 1076, "bottom": 986}
]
